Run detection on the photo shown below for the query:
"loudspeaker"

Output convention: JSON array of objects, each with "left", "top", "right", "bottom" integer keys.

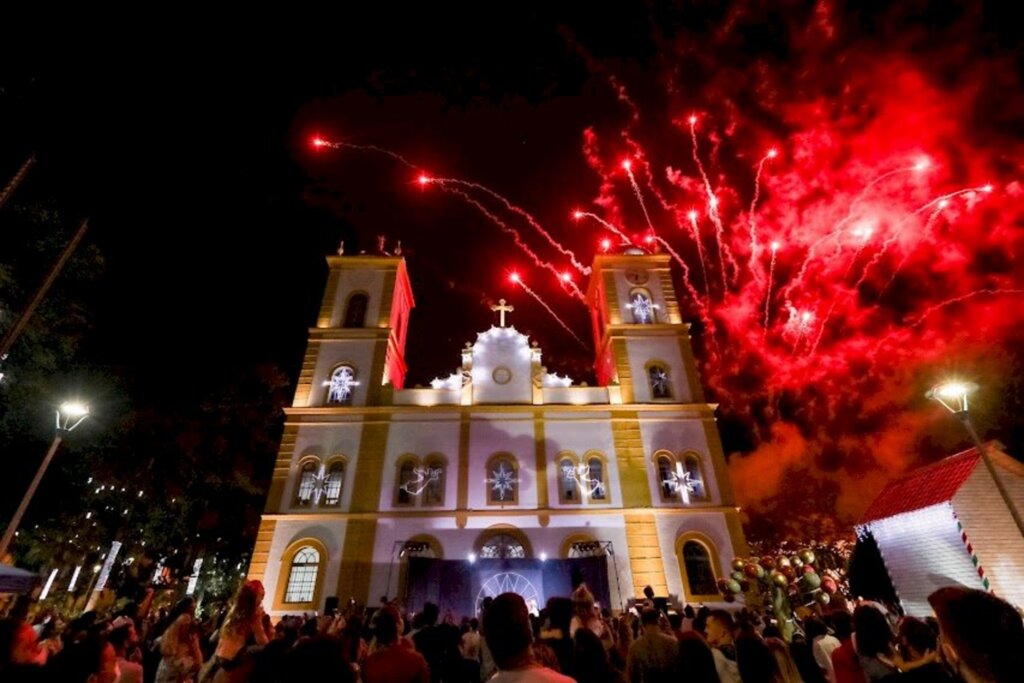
[{"left": 324, "top": 596, "right": 340, "bottom": 615}]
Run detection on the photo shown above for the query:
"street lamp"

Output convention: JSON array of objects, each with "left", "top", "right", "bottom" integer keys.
[
  {"left": 926, "top": 380, "right": 1024, "bottom": 540},
  {"left": 0, "top": 401, "right": 90, "bottom": 560}
]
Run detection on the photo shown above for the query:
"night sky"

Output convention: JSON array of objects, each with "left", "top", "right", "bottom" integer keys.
[{"left": 2, "top": 3, "right": 1022, "bottom": 535}]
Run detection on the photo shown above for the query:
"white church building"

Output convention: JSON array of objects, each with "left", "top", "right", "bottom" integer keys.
[{"left": 247, "top": 249, "right": 747, "bottom": 616}]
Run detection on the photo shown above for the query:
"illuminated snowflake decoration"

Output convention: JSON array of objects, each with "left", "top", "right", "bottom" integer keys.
[
  {"left": 487, "top": 463, "right": 518, "bottom": 501},
  {"left": 327, "top": 366, "right": 357, "bottom": 404},
  {"left": 629, "top": 293, "right": 655, "bottom": 323},
  {"left": 561, "top": 463, "right": 605, "bottom": 499},
  {"left": 400, "top": 466, "right": 443, "bottom": 496}
]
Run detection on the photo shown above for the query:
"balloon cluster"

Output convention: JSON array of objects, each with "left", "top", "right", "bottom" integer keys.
[{"left": 718, "top": 549, "right": 839, "bottom": 605}]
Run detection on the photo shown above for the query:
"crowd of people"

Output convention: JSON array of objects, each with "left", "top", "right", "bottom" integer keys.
[{"left": 1, "top": 579, "right": 1022, "bottom": 682}]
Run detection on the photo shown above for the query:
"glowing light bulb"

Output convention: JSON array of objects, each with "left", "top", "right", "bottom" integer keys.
[
  {"left": 312, "top": 137, "right": 326, "bottom": 148},
  {"left": 572, "top": 210, "right": 584, "bottom": 220},
  {"left": 417, "top": 174, "right": 432, "bottom": 186},
  {"left": 509, "top": 272, "right": 521, "bottom": 284},
  {"left": 621, "top": 159, "right": 632, "bottom": 171},
  {"left": 767, "top": 148, "right": 778, "bottom": 159}
]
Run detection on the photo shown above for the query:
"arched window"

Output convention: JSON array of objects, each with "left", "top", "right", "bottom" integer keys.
[
  {"left": 559, "top": 456, "right": 579, "bottom": 504},
  {"left": 283, "top": 546, "right": 321, "bottom": 603},
  {"left": 684, "top": 454, "right": 707, "bottom": 501},
  {"left": 682, "top": 540, "right": 719, "bottom": 597},
  {"left": 588, "top": 456, "right": 606, "bottom": 500},
  {"left": 422, "top": 457, "right": 446, "bottom": 507},
  {"left": 323, "top": 460, "right": 345, "bottom": 506},
  {"left": 648, "top": 364, "right": 672, "bottom": 399},
  {"left": 656, "top": 455, "right": 675, "bottom": 501},
  {"left": 629, "top": 289, "right": 656, "bottom": 324},
  {"left": 343, "top": 292, "right": 368, "bottom": 328},
  {"left": 295, "top": 461, "right": 318, "bottom": 506},
  {"left": 327, "top": 365, "right": 357, "bottom": 405},
  {"left": 480, "top": 533, "right": 527, "bottom": 559},
  {"left": 486, "top": 456, "right": 519, "bottom": 505},
  {"left": 395, "top": 459, "right": 416, "bottom": 507}
]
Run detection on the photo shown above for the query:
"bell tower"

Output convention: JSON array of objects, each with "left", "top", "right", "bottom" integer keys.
[
  {"left": 292, "top": 254, "right": 415, "bottom": 407},
  {"left": 586, "top": 249, "right": 704, "bottom": 404}
]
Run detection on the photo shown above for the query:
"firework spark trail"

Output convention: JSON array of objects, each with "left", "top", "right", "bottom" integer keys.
[
  {"left": 906, "top": 289, "right": 1024, "bottom": 329},
  {"left": 622, "top": 162, "right": 658, "bottom": 235},
  {"left": 853, "top": 184, "right": 994, "bottom": 293},
  {"left": 688, "top": 211, "right": 713, "bottom": 303},
  {"left": 763, "top": 242, "right": 779, "bottom": 335},
  {"left": 314, "top": 139, "right": 420, "bottom": 169},
  {"left": 511, "top": 276, "right": 587, "bottom": 348},
  {"left": 688, "top": 118, "right": 737, "bottom": 291},
  {"left": 442, "top": 186, "right": 586, "bottom": 301},
  {"left": 574, "top": 211, "right": 634, "bottom": 246},
  {"left": 877, "top": 203, "right": 948, "bottom": 299},
  {"left": 435, "top": 178, "right": 591, "bottom": 275},
  {"left": 747, "top": 149, "right": 778, "bottom": 282}
]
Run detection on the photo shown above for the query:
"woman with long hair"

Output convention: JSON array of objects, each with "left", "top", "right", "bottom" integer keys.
[
  {"left": 677, "top": 631, "right": 719, "bottom": 683},
  {"left": 765, "top": 637, "right": 804, "bottom": 683},
  {"left": 156, "top": 614, "right": 203, "bottom": 683},
  {"left": 853, "top": 604, "right": 896, "bottom": 681},
  {"left": 199, "top": 580, "right": 269, "bottom": 682}
]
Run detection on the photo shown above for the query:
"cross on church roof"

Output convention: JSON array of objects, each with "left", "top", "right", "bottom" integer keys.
[{"left": 491, "top": 298, "right": 514, "bottom": 327}]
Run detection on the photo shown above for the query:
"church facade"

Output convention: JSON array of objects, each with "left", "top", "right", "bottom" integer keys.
[{"left": 247, "top": 250, "right": 747, "bottom": 615}]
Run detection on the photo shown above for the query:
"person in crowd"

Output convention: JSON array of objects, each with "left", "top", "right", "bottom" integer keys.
[
  {"left": 880, "top": 616, "right": 952, "bottom": 682},
  {"left": 625, "top": 607, "right": 679, "bottom": 683},
  {"left": 573, "top": 626, "right": 621, "bottom": 683},
  {"left": 766, "top": 636, "right": 804, "bottom": 683},
  {"left": 854, "top": 604, "right": 897, "bottom": 681},
  {"left": 108, "top": 625, "right": 143, "bottom": 683},
  {"left": 692, "top": 606, "right": 711, "bottom": 640},
  {"left": 667, "top": 612, "right": 685, "bottom": 641},
  {"left": 478, "top": 596, "right": 498, "bottom": 682},
  {"left": 200, "top": 580, "right": 268, "bottom": 682},
  {"left": 569, "top": 584, "right": 604, "bottom": 639},
  {"left": 806, "top": 616, "right": 840, "bottom": 683},
  {"left": 0, "top": 618, "right": 47, "bottom": 679},
  {"left": 789, "top": 628, "right": 827, "bottom": 683},
  {"left": 37, "top": 619, "right": 63, "bottom": 662},
  {"left": 283, "top": 635, "right": 355, "bottom": 681},
  {"left": 144, "top": 598, "right": 195, "bottom": 683},
  {"left": 705, "top": 609, "right": 741, "bottom": 683},
  {"left": 48, "top": 632, "right": 120, "bottom": 683},
  {"left": 154, "top": 614, "right": 202, "bottom": 683},
  {"left": 538, "top": 597, "right": 574, "bottom": 676},
  {"left": 676, "top": 631, "right": 719, "bottom": 683},
  {"left": 928, "top": 586, "right": 1024, "bottom": 683},
  {"left": 736, "top": 633, "right": 785, "bottom": 683},
  {"left": 483, "top": 592, "right": 573, "bottom": 682},
  {"left": 831, "top": 610, "right": 865, "bottom": 683},
  {"left": 362, "top": 605, "right": 430, "bottom": 683}
]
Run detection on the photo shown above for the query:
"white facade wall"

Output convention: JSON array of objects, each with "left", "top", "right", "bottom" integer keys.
[
  {"left": 263, "top": 518, "right": 348, "bottom": 617},
  {"left": 951, "top": 463, "right": 1024, "bottom": 609},
  {"left": 306, "top": 340, "right": 379, "bottom": 408},
  {"left": 656, "top": 512, "right": 735, "bottom": 602},
  {"left": 283, "top": 422, "right": 365, "bottom": 512},
  {"left": 543, "top": 413, "right": 619, "bottom": 509},
  {"left": 639, "top": 416, "right": 718, "bottom": 506},
  {"left": 865, "top": 503, "right": 984, "bottom": 617},
  {"left": 627, "top": 338, "right": 691, "bottom": 404},
  {"left": 610, "top": 270, "right": 672, "bottom": 325},
  {"left": 469, "top": 327, "right": 534, "bottom": 404},
  {"left": 467, "top": 414, "right": 538, "bottom": 509},
  {"left": 379, "top": 415, "right": 461, "bottom": 512},
  {"left": 328, "top": 269, "right": 386, "bottom": 328}
]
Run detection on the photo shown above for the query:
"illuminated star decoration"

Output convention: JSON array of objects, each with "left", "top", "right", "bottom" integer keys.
[
  {"left": 310, "top": 465, "right": 329, "bottom": 504},
  {"left": 650, "top": 368, "right": 670, "bottom": 397},
  {"left": 487, "top": 463, "right": 518, "bottom": 501},
  {"left": 400, "top": 466, "right": 443, "bottom": 496},
  {"left": 662, "top": 464, "right": 698, "bottom": 504},
  {"left": 561, "top": 463, "right": 605, "bottom": 499},
  {"left": 328, "top": 366, "right": 357, "bottom": 404},
  {"left": 628, "top": 293, "right": 656, "bottom": 323}
]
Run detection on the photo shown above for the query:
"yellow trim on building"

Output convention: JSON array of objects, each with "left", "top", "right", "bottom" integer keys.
[{"left": 625, "top": 512, "right": 668, "bottom": 597}]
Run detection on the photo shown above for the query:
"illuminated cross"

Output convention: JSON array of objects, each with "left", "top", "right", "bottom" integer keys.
[{"left": 491, "top": 298, "right": 514, "bottom": 327}]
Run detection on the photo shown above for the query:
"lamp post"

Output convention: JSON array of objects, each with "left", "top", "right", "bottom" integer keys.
[
  {"left": 926, "top": 381, "right": 1024, "bottom": 540},
  {"left": 0, "top": 401, "right": 90, "bottom": 560}
]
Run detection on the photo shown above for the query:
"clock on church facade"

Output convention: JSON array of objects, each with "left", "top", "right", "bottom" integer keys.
[{"left": 246, "top": 249, "right": 747, "bottom": 615}]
